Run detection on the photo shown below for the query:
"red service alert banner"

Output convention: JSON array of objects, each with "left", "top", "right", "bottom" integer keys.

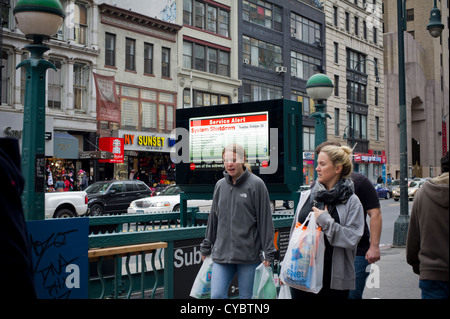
[{"left": 99, "top": 137, "right": 124, "bottom": 163}]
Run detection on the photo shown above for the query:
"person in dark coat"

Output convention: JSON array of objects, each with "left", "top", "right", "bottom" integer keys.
[{"left": 0, "top": 138, "right": 36, "bottom": 298}]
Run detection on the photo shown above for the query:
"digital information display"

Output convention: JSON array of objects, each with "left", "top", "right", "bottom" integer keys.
[{"left": 189, "top": 112, "right": 269, "bottom": 167}]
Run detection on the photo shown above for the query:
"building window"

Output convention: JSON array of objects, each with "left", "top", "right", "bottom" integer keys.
[
  {"left": 242, "top": 79, "right": 282, "bottom": 102},
  {"left": 219, "top": 51, "right": 230, "bottom": 77},
  {"left": 375, "top": 116, "right": 380, "bottom": 141},
  {"left": 291, "top": 90, "right": 314, "bottom": 116},
  {"left": 333, "top": 6, "right": 338, "bottom": 27},
  {"left": 375, "top": 86, "right": 379, "bottom": 106},
  {"left": 290, "top": 12, "right": 321, "bottom": 45},
  {"left": 141, "top": 101, "right": 157, "bottom": 130},
  {"left": 347, "top": 80, "right": 367, "bottom": 104},
  {"left": 183, "top": 42, "right": 192, "bottom": 69},
  {"left": 162, "top": 47, "right": 171, "bottom": 78},
  {"left": 354, "top": 16, "right": 359, "bottom": 36},
  {"left": 47, "top": 58, "right": 63, "bottom": 110},
  {"left": 1, "top": 50, "right": 10, "bottom": 104},
  {"left": 363, "top": 21, "right": 367, "bottom": 40},
  {"left": 73, "top": 63, "right": 88, "bottom": 112},
  {"left": 183, "top": 0, "right": 193, "bottom": 25},
  {"left": 125, "top": 38, "right": 136, "bottom": 71},
  {"left": 184, "top": 0, "right": 230, "bottom": 36},
  {"left": 243, "top": 35, "right": 282, "bottom": 71},
  {"left": 74, "top": 2, "right": 88, "bottom": 45},
  {"left": 118, "top": 85, "right": 175, "bottom": 132},
  {"left": 334, "top": 42, "right": 339, "bottom": 63},
  {"left": 144, "top": 43, "right": 153, "bottom": 75},
  {"left": 373, "top": 27, "right": 377, "bottom": 44},
  {"left": 194, "top": 1, "right": 205, "bottom": 28},
  {"left": 105, "top": 33, "right": 115, "bottom": 67},
  {"left": 406, "top": 8, "right": 414, "bottom": 21},
  {"left": 347, "top": 49, "right": 366, "bottom": 73},
  {"left": 183, "top": 41, "right": 230, "bottom": 76},
  {"left": 290, "top": 51, "right": 321, "bottom": 80},
  {"left": 347, "top": 112, "right": 367, "bottom": 140},
  {"left": 345, "top": 12, "right": 350, "bottom": 32},
  {"left": 218, "top": 9, "right": 230, "bottom": 37},
  {"left": 303, "top": 126, "right": 315, "bottom": 152},
  {"left": 183, "top": 89, "right": 229, "bottom": 108},
  {"left": 334, "top": 75, "right": 339, "bottom": 96},
  {"left": 242, "top": 0, "right": 282, "bottom": 31}
]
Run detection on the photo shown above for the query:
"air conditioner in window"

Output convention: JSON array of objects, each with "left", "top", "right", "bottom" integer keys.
[
  {"left": 276, "top": 66, "right": 287, "bottom": 73},
  {"left": 291, "top": 33, "right": 297, "bottom": 38},
  {"left": 243, "top": 58, "right": 250, "bottom": 65}
]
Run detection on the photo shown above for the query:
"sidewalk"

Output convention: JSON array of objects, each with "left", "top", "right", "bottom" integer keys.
[{"left": 362, "top": 245, "right": 421, "bottom": 299}]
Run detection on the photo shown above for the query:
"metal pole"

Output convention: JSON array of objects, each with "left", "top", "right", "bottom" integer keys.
[
  {"left": 17, "top": 37, "right": 56, "bottom": 220},
  {"left": 393, "top": 0, "right": 409, "bottom": 247},
  {"left": 311, "top": 102, "right": 331, "bottom": 180}
]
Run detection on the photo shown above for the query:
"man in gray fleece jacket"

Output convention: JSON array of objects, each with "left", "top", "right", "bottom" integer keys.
[{"left": 200, "top": 168, "right": 276, "bottom": 264}]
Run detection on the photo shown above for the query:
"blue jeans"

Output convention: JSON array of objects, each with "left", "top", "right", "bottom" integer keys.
[
  {"left": 211, "top": 262, "right": 259, "bottom": 299},
  {"left": 348, "top": 255, "right": 370, "bottom": 299},
  {"left": 419, "top": 280, "right": 449, "bottom": 299}
]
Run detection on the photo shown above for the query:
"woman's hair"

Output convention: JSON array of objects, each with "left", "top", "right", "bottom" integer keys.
[
  {"left": 222, "top": 143, "right": 252, "bottom": 173},
  {"left": 319, "top": 145, "right": 353, "bottom": 179}
]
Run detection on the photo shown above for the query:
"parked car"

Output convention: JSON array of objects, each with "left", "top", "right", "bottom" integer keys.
[
  {"left": 127, "top": 184, "right": 212, "bottom": 214},
  {"left": 387, "top": 179, "right": 400, "bottom": 194},
  {"left": 45, "top": 191, "right": 88, "bottom": 218},
  {"left": 392, "top": 179, "right": 427, "bottom": 201},
  {"left": 86, "top": 180, "right": 152, "bottom": 215},
  {"left": 373, "top": 183, "right": 391, "bottom": 199}
]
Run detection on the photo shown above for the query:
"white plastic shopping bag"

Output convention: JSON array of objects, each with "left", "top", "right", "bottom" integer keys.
[
  {"left": 252, "top": 263, "right": 277, "bottom": 299},
  {"left": 279, "top": 211, "right": 325, "bottom": 294},
  {"left": 189, "top": 256, "right": 213, "bottom": 299},
  {"left": 277, "top": 284, "right": 292, "bottom": 299}
]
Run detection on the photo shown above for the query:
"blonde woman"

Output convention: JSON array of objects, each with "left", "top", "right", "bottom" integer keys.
[
  {"left": 200, "top": 144, "right": 276, "bottom": 299},
  {"left": 289, "top": 145, "right": 364, "bottom": 299}
]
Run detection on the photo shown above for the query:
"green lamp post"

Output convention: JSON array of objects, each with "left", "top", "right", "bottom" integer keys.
[
  {"left": 14, "top": 0, "right": 65, "bottom": 221},
  {"left": 306, "top": 73, "right": 334, "bottom": 179},
  {"left": 426, "top": 0, "right": 444, "bottom": 38}
]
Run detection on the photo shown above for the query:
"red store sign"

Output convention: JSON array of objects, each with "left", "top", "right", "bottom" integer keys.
[
  {"left": 354, "top": 153, "right": 386, "bottom": 164},
  {"left": 99, "top": 137, "right": 124, "bottom": 163}
]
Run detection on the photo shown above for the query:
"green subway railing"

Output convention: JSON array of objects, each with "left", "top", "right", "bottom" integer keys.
[{"left": 87, "top": 208, "right": 293, "bottom": 299}]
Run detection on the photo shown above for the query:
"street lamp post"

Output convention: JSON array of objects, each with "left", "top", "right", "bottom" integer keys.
[
  {"left": 306, "top": 73, "right": 334, "bottom": 179},
  {"left": 13, "top": 0, "right": 65, "bottom": 221},
  {"left": 393, "top": 0, "right": 444, "bottom": 246}
]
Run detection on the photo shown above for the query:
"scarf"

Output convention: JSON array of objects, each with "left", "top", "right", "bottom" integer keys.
[{"left": 310, "top": 178, "right": 355, "bottom": 209}]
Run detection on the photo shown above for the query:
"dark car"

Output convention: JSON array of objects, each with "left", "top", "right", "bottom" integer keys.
[
  {"left": 86, "top": 180, "right": 152, "bottom": 215},
  {"left": 373, "top": 183, "right": 391, "bottom": 199}
]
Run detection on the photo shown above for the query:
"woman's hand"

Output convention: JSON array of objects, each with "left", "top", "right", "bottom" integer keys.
[
  {"left": 312, "top": 205, "right": 328, "bottom": 220},
  {"left": 262, "top": 260, "right": 270, "bottom": 267},
  {"left": 201, "top": 255, "right": 209, "bottom": 262}
]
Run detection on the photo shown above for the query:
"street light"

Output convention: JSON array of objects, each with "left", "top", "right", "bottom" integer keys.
[
  {"left": 13, "top": 0, "right": 65, "bottom": 220},
  {"left": 306, "top": 73, "right": 333, "bottom": 179},
  {"left": 426, "top": 0, "right": 444, "bottom": 38}
]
